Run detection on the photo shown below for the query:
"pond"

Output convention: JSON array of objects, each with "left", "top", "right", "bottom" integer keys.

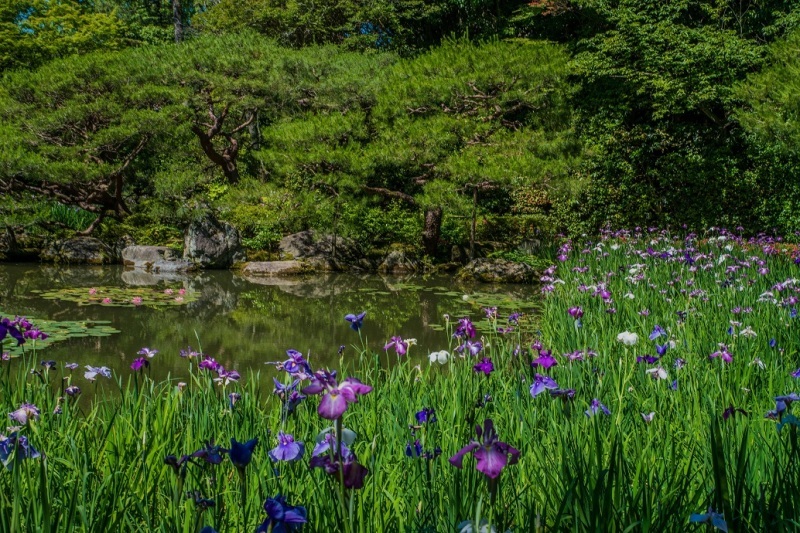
[{"left": 0, "top": 264, "right": 539, "bottom": 382}]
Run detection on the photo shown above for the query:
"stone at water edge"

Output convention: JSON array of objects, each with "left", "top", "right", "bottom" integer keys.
[
  {"left": 40, "top": 237, "right": 114, "bottom": 265},
  {"left": 122, "top": 245, "right": 196, "bottom": 273},
  {"left": 377, "top": 249, "right": 420, "bottom": 274},
  {"left": 278, "top": 230, "right": 371, "bottom": 271},
  {"left": 183, "top": 214, "right": 245, "bottom": 269},
  {"left": 455, "top": 258, "right": 535, "bottom": 283},
  {"left": 239, "top": 261, "right": 312, "bottom": 277}
]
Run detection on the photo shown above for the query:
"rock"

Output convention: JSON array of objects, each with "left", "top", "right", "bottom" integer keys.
[
  {"left": 41, "top": 237, "right": 114, "bottom": 265},
  {"left": 377, "top": 249, "right": 419, "bottom": 275},
  {"left": 240, "top": 261, "right": 312, "bottom": 277},
  {"left": 0, "top": 228, "right": 14, "bottom": 261},
  {"left": 184, "top": 214, "right": 245, "bottom": 269},
  {"left": 278, "top": 230, "right": 370, "bottom": 271},
  {"left": 456, "top": 258, "right": 535, "bottom": 284},
  {"left": 122, "top": 245, "right": 196, "bottom": 273}
]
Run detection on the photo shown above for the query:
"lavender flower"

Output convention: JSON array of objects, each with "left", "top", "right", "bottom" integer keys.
[
  {"left": 137, "top": 347, "right": 159, "bottom": 358},
  {"left": 9, "top": 403, "right": 40, "bottom": 425},
  {"left": 84, "top": 366, "right": 111, "bottom": 381},
  {"left": 456, "top": 340, "right": 483, "bottom": 357},
  {"left": 530, "top": 374, "right": 558, "bottom": 398},
  {"left": 344, "top": 311, "right": 366, "bottom": 331},
  {"left": 269, "top": 432, "right": 304, "bottom": 462}
]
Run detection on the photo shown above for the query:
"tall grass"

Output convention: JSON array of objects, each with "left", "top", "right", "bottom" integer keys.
[{"left": 1, "top": 228, "right": 800, "bottom": 531}]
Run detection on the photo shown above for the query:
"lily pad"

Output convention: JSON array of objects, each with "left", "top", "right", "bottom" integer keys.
[
  {"left": 0, "top": 312, "right": 121, "bottom": 357},
  {"left": 31, "top": 286, "right": 199, "bottom": 308}
]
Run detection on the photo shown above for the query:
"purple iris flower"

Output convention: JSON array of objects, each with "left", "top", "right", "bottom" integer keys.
[
  {"left": 137, "top": 347, "right": 158, "bottom": 358},
  {"left": 198, "top": 357, "right": 222, "bottom": 372},
  {"left": 585, "top": 399, "right": 611, "bottom": 417},
  {"left": 449, "top": 419, "right": 520, "bottom": 479},
  {"left": 722, "top": 406, "right": 747, "bottom": 420},
  {"left": 130, "top": 357, "right": 149, "bottom": 372},
  {"left": 674, "top": 358, "right": 686, "bottom": 369},
  {"left": 384, "top": 336, "right": 409, "bottom": 356},
  {"left": 568, "top": 306, "right": 584, "bottom": 319},
  {"left": 455, "top": 340, "right": 483, "bottom": 356},
  {"left": 269, "top": 432, "right": 304, "bottom": 462},
  {"left": 228, "top": 392, "right": 241, "bottom": 409},
  {"left": 214, "top": 368, "right": 241, "bottom": 386},
  {"left": 273, "top": 378, "right": 306, "bottom": 414},
  {"left": 40, "top": 360, "right": 56, "bottom": 371},
  {"left": 454, "top": 318, "right": 476, "bottom": 339},
  {"left": 670, "top": 379, "right": 678, "bottom": 390},
  {"left": 344, "top": 311, "right": 366, "bottom": 331},
  {"left": 483, "top": 307, "right": 497, "bottom": 319},
  {"left": 769, "top": 338, "right": 777, "bottom": 349},
  {"left": 273, "top": 349, "right": 312, "bottom": 380},
  {"left": 191, "top": 441, "right": 225, "bottom": 465},
  {"left": 180, "top": 346, "right": 202, "bottom": 358},
  {"left": 65, "top": 362, "right": 78, "bottom": 371},
  {"left": 65, "top": 385, "right": 81, "bottom": 397},
  {"left": 530, "top": 374, "right": 558, "bottom": 398},
  {"left": 23, "top": 328, "right": 48, "bottom": 341},
  {"left": 0, "top": 318, "right": 25, "bottom": 345},
  {"left": 164, "top": 454, "right": 192, "bottom": 476},
  {"left": 0, "top": 432, "right": 40, "bottom": 470},
  {"left": 9, "top": 403, "right": 40, "bottom": 425},
  {"left": 472, "top": 357, "right": 494, "bottom": 376},
  {"left": 709, "top": 346, "right": 733, "bottom": 363},
  {"left": 508, "top": 313, "right": 521, "bottom": 324},
  {"left": 792, "top": 368, "right": 800, "bottom": 379},
  {"left": 302, "top": 370, "right": 372, "bottom": 420},
  {"left": 531, "top": 350, "right": 558, "bottom": 370},
  {"left": 256, "top": 495, "right": 308, "bottom": 533},
  {"left": 309, "top": 441, "right": 369, "bottom": 489},
  {"left": 415, "top": 407, "right": 437, "bottom": 424},
  {"left": 636, "top": 355, "right": 660, "bottom": 364},
  {"left": 649, "top": 325, "right": 666, "bottom": 341},
  {"left": 655, "top": 343, "right": 668, "bottom": 356},
  {"left": 227, "top": 438, "right": 258, "bottom": 469},
  {"left": 406, "top": 439, "right": 423, "bottom": 458}
]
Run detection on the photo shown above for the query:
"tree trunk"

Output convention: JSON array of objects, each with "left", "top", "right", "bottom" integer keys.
[
  {"left": 422, "top": 206, "right": 442, "bottom": 257},
  {"left": 172, "top": 0, "right": 183, "bottom": 43}
]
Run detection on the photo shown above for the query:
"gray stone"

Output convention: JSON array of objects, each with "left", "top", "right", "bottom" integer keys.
[
  {"left": 184, "top": 214, "right": 245, "bottom": 269},
  {"left": 122, "top": 245, "right": 196, "bottom": 273},
  {"left": 240, "top": 261, "right": 312, "bottom": 277},
  {"left": 278, "top": 230, "right": 369, "bottom": 271},
  {"left": 456, "top": 258, "right": 535, "bottom": 284},
  {"left": 41, "top": 237, "right": 114, "bottom": 265},
  {"left": 377, "top": 249, "right": 419, "bottom": 274}
]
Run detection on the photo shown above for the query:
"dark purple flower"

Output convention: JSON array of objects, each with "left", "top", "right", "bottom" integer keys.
[
  {"left": 722, "top": 406, "right": 747, "bottom": 420},
  {"left": 530, "top": 374, "right": 558, "bottom": 398},
  {"left": 23, "top": 328, "right": 48, "bottom": 341},
  {"left": 670, "top": 379, "right": 678, "bottom": 390},
  {"left": 192, "top": 441, "right": 225, "bottom": 465},
  {"left": 273, "top": 378, "right": 306, "bottom": 414},
  {"left": 130, "top": 357, "right": 149, "bottom": 372},
  {"left": 585, "top": 398, "right": 611, "bottom": 417},
  {"left": 65, "top": 385, "right": 81, "bottom": 397},
  {"left": 0, "top": 318, "right": 25, "bottom": 346},
  {"left": 792, "top": 368, "right": 800, "bottom": 379},
  {"left": 256, "top": 495, "right": 308, "bottom": 533},
  {"left": 655, "top": 343, "right": 669, "bottom": 356},
  {"left": 415, "top": 407, "right": 436, "bottom": 424},
  {"left": 309, "top": 443, "right": 369, "bottom": 489},
  {"left": 568, "top": 306, "right": 584, "bottom": 319},
  {"left": 507, "top": 313, "right": 521, "bottom": 324},
  {"left": 227, "top": 438, "right": 258, "bottom": 470},
  {"left": 454, "top": 318, "right": 476, "bottom": 339},
  {"left": 636, "top": 355, "right": 660, "bottom": 364},
  {"left": 0, "top": 432, "right": 40, "bottom": 470},
  {"left": 405, "top": 439, "right": 423, "bottom": 458},
  {"left": 384, "top": 336, "right": 409, "bottom": 356},
  {"left": 302, "top": 370, "right": 372, "bottom": 420},
  {"left": 550, "top": 388, "right": 576, "bottom": 400},
  {"left": 164, "top": 454, "right": 192, "bottom": 476},
  {"left": 345, "top": 311, "right": 366, "bottom": 331},
  {"left": 472, "top": 357, "right": 494, "bottom": 376},
  {"left": 532, "top": 350, "right": 558, "bottom": 370},
  {"left": 214, "top": 368, "right": 241, "bottom": 386},
  {"left": 483, "top": 307, "right": 497, "bottom": 319},
  {"left": 40, "top": 360, "right": 56, "bottom": 371},
  {"left": 228, "top": 392, "right": 241, "bottom": 409},
  {"left": 709, "top": 346, "right": 733, "bottom": 363},
  {"left": 769, "top": 338, "right": 777, "bottom": 349},
  {"left": 449, "top": 419, "right": 520, "bottom": 479}
]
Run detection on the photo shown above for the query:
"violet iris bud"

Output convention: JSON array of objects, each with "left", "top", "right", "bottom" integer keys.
[
  {"left": 228, "top": 438, "right": 258, "bottom": 469},
  {"left": 344, "top": 311, "right": 366, "bottom": 332},
  {"left": 269, "top": 432, "right": 304, "bottom": 462},
  {"left": 449, "top": 419, "right": 520, "bottom": 479},
  {"left": 256, "top": 495, "right": 308, "bottom": 532}
]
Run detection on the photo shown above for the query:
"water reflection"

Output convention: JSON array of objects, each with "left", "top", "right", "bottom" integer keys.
[{"left": 0, "top": 264, "right": 539, "bottom": 382}]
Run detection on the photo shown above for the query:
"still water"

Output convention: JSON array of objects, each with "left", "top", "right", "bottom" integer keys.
[{"left": 0, "top": 264, "right": 539, "bottom": 381}]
